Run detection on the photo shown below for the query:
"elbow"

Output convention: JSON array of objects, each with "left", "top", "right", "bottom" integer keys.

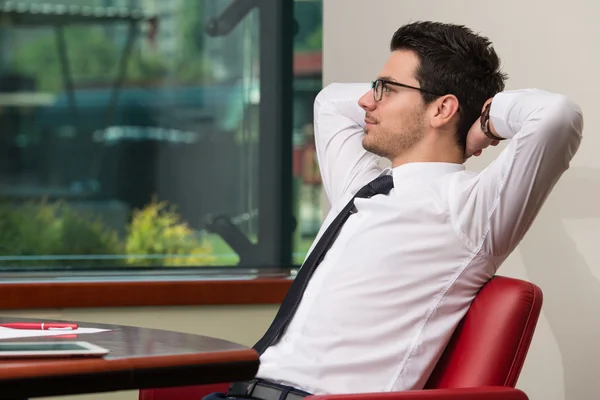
[
  {"left": 315, "top": 83, "right": 341, "bottom": 104},
  {"left": 314, "top": 83, "right": 339, "bottom": 115},
  {"left": 539, "top": 93, "right": 584, "bottom": 142},
  {"left": 551, "top": 95, "right": 584, "bottom": 137},
  {"left": 559, "top": 95, "right": 584, "bottom": 135},
  {"left": 544, "top": 95, "right": 584, "bottom": 163},
  {"left": 562, "top": 96, "right": 584, "bottom": 158}
]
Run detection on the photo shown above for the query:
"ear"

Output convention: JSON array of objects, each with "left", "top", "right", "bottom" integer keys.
[{"left": 429, "top": 95, "right": 460, "bottom": 129}]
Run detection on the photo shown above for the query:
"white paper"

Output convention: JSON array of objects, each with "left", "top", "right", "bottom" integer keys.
[{"left": 0, "top": 327, "right": 110, "bottom": 340}]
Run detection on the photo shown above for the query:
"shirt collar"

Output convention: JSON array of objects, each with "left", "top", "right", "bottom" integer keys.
[{"left": 384, "top": 162, "right": 465, "bottom": 190}]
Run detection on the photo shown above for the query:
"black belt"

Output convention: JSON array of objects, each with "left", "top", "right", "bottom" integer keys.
[{"left": 228, "top": 379, "right": 311, "bottom": 400}]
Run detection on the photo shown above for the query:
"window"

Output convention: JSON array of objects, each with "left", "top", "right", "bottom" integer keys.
[{"left": 0, "top": 0, "right": 322, "bottom": 276}]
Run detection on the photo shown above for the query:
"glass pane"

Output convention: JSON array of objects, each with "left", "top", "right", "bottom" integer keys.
[
  {"left": 0, "top": 0, "right": 269, "bottom": 269},
  {"left": 291, "top": 0, "right": 323, "bottom": 265}
]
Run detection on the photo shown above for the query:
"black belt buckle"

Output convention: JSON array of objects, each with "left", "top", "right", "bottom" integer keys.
[
  {"left": 227, "top": 379, "right": 310, "bottom": 400},
  {"left": 227, "top": 380, "right": 258, "bottom": 397}
]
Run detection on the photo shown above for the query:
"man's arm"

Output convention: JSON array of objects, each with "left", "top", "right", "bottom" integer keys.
[
  {"left": 455, "top": 89, "right": 584, "bottom": 257},
  {"left": 314, "top": 83, "right": 384, "bottom": 205}
]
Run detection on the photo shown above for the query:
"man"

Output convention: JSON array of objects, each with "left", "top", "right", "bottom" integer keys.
[{"left": 208, "top": 21, "right": 583, "bottom": 399}]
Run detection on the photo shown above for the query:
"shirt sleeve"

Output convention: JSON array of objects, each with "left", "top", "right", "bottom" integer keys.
[
  {"left": 313, "top": 83, "right": 384, "bottom": 205},
  {"left": 454, "top": 89, "right": 584, "bottom": 257}
]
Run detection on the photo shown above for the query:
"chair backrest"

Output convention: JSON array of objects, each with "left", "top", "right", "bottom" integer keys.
[
  {"left": 425, "top": 275, "right": 543, "bottom": 389},
  {"left": 139, "top": 275, "right": 543, "bottom": 400}
]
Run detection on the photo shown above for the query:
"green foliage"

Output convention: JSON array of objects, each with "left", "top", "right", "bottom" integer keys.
[
  {"left": 177, "top": 0, "right": 205, "bottom": 55},
  {"left": 294, "top": 0, "right": 323, "bottom": 52},
  {"left": 0, "top": 199, "right": 122, "bottom": 267},
  {"left": 168, "top": 1, "right": 219, "bottom": 84},
  {"left": 125, "top": 49, "right": 170, "bottom": 83},
  {"left": 12, "top": 27, "right": 121, "bottom": 92},
  {"left": 171, "top": 55, "right": 216, "bottom": 84},
  {"left": 296, "top": 25, "right": 323, "bottom": 52},
  {"left": 8, "top": 0, "right": 215, "bottom": 90},
  {"left": 0, "top": 197, "right": 215, "bottom": 268},
  {"left": 125, "top": 197, "right": 214, "bottom": 266},
  {"left": 11, "top": 26, "right": 173, "bottom": 92}
]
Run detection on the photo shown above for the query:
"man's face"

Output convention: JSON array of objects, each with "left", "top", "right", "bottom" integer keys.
[{"left": 358, "top": 50, "right": 427, "bottom": 160}]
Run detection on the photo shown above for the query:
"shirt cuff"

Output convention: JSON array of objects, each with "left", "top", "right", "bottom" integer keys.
[{"left": 489, "top": 89, "right": 534, "bottom": 139}]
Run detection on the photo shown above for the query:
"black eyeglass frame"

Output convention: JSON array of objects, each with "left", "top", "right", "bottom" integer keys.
[{"left": 371, "top": 78, "right": 446, "bottom": 102}]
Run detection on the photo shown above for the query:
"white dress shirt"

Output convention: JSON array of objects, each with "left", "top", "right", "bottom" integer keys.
[{"left": 257, "top": 83, "right": 583, "bottom": 395}]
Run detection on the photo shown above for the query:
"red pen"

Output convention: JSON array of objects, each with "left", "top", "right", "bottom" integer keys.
[{"left": 0, "top": 322, "right": 78, "bottom": 330}]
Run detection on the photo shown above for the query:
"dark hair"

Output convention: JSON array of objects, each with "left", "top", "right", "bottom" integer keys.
[{"left": 390, "top": 21, "right": 507, "bottom": 149}]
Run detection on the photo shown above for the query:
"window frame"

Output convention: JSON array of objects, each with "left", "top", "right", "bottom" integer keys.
[{"left": 256, "top": 0, "right": 295, "bottom": 270}]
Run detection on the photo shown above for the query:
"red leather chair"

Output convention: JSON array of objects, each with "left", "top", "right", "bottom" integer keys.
[{"left": 139, "top": 275, "right": 542, "bottom": 400}]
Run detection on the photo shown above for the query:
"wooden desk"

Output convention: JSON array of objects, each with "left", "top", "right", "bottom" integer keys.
[{"left": 0, "top": 317, "right": 259, "bottom": 399}]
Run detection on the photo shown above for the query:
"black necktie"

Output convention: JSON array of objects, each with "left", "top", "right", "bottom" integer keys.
[{"left": 253, "top": 174, "right": 395, "bottom": 354}]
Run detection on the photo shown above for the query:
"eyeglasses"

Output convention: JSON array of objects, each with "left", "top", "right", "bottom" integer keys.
[{"left": 371, "top": 78, "right": 445, "bottom": 102}]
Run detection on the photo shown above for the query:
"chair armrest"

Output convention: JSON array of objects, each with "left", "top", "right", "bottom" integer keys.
[{"left": 307, "top": 387, "right": 528, "bottom": 400}]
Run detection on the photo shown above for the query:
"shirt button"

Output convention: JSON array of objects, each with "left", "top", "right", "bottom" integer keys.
[
  {"left": 281, "top": 336, "right": 293, "bottom": 354},
  {"left": 304, "top": 291, "right": 311, "bottom": 298}
]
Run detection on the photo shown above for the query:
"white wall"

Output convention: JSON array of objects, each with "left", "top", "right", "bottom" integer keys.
[{"left": 323, "top": 1, "right": 599, "bottom": 399}]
